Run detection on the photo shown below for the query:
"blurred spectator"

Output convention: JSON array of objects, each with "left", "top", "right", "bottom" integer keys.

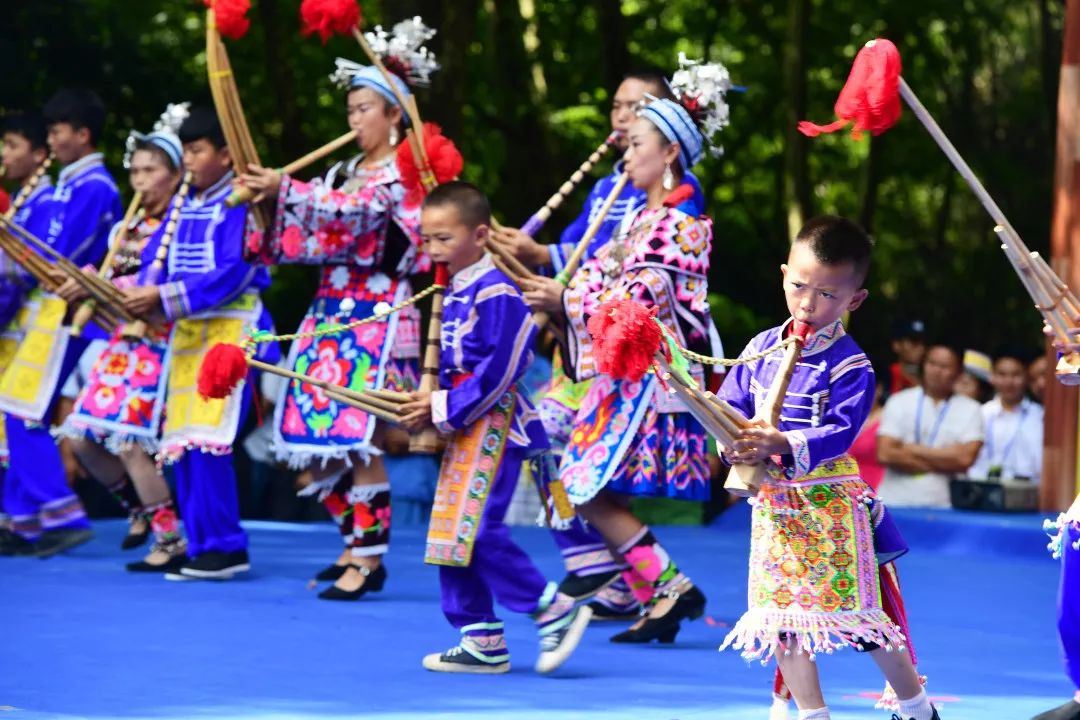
[
  {"left": 889, "top": 318, "right": 927, "bottom": 395},
  {"left": 1029, "top": 354, "right": 1048, "bottom": 403},
  {"left": 849, "top": 379, "right": 887, "bottom": 491},
  {"left": 955, "top": 349, "right": 993, "bottom": 403},
  {"left": 876, "top": 344, "right": 984, "bottom": 508},
  {"left": 968, "top": 348, "right": 1043, "bottom": 483}
]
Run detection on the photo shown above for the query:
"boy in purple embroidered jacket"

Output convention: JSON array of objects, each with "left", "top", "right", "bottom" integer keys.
[
  {"left": 524, "top": 88, "right": 727, "bottom": 645},
  {"left": 54, "top": 105, "right": 190, "bottom": 572},
  {"left": 0, "top": 112, "right": 51, "bottom": 540},
  {"left": 241, "top": 59, "right": 429, "bottom": 599},
  {"left": 400, "top": 182, "right": 591, "bottom": 675},
  {"left": 0, "top": 89, "right": 121, "bottom": 558},
  {"left": 117, "top": 106, "right": 275, "bottom": 581},
  {"left": 716, "top": 216, "right": 938, "bottom": 720},
  {"left": 495, "top": 69, "right": 709, "bottom": 619}
]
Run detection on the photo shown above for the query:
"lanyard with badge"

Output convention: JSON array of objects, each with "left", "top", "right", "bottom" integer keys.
[
  {"left": 984, "top": 402, "right": 1029, "bottom": 480},
  {"left": 914, "top": 390, "right": 951, "bottom": 447}
]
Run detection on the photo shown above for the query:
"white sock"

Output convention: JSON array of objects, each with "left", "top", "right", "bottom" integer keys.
[
  {"left": 897, "top": 689, "right": 934, "bottom": 720},
  {"left": 769, "top": 694, "right": 791, "bottom": 720},
  {"left": 797, "top": 708, "right": 830, "bottom": 720}
]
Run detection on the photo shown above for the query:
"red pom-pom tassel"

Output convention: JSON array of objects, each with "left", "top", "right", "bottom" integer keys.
[
  {"left": 197, "top": 343, "right": 250, "bottom": 400},
  {"left": 799, "top": 38, "right": 902, "bottom": 139},
  {"left": 396, "top": 123, "right": 464, "bottom": 207},
  {"left": 587, "top": 300, "right": 664, "bottom": 383},
  {"left": 299, "top": 0, "right": 361, "bottom": 44},
  {"left": 205, "top": 0, "right": 252, "bottom": 41}
]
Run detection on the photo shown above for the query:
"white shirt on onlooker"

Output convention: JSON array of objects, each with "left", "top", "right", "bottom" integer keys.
[
  {"left": 967, "top": 397, "right": 1043, "bottom": 483},
  {"left": 877, "top": 387, "right": 984, "bottom": 508}
]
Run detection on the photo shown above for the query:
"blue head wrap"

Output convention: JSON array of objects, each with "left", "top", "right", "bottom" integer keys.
[
  {"left": 345, "top": 65, "right": 412, "bottom": 127},
  {"left": 128, "top": 130, "right": 182, "bottom": 170},
  {"left": 640, "top": 98, "right": 704, "bottom": 170}
]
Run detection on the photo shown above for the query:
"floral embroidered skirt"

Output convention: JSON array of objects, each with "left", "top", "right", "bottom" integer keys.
[
  {"left": 273, "top": 267, "right": 418, "bottom": 468},
  {"left": 560, "top": 375, "right": 709, "bottom": 503},
  {"left": 720, "top": 457, "right": 906, "bottom": 662}
]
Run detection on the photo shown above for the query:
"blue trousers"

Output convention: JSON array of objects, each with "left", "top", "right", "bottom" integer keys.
[
  {"left": 1060, "top": 524, "right": 1080, "bottom": 690},
  {"left": 171, "top": 386, "right": 252, "bottom": 558},
  {"left": 4, "top": 339, "right": 89, "bottom": 540},
  {"left": 439, "top": 448, "right": 548, "bottom": 629}
]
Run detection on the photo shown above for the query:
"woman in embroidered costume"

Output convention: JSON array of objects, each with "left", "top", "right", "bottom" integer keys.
[
  {"left": 716, "top": 217, "right": 937, "bottom": 720},
  {"left": 54, "top": 106, "right": 186, "bottom": 567},
  {"left": 524, "top": 60, "right": 728, "bottom": 644},
  {"left": 497, "top": 68, "right": 710, "bottom": 619},
  {"left": 240, "top": 30, "right": 437, "bottom": 599}
]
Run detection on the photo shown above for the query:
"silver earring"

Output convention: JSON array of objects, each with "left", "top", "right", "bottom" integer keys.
[
  {"left": 389, "top": 126, "right": 400, "bottom": 147},
  {"left": 662, "top": 162, "right": 675, "bottom": 190}
]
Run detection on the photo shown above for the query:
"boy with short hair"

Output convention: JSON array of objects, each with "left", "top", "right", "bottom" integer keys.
[
  {"left": 400, "top": 181, "right": 590, "bottom": 675},
  {"left": 128, "top": 106, "right": 275, "bottom": 580},
  {"left": 0, "top": 89, "right": 121, "bottom": 557},
  {"left": 0, "top": 111, "right": 52, "bottom": 543},
  {"left": 717, "top": 216, "right": 938, "bottom": 720}
]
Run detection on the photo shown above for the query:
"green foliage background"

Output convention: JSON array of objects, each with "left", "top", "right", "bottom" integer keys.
[{"left": 0, "top": 0, "right": 1063, "bottom": 365}]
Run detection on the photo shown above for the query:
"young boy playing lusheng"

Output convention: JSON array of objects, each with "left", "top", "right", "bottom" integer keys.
[
  {"left": 400, "top": 181, "right": 590, "bottom": 675},
  {"left": 717, "top": 216, "right": 938, "bottom": 720},
  {"left": 0, "top": 89, "right": 121, "bottom": 557}
]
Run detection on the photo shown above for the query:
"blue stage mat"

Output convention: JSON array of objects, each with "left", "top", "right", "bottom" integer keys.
[{"left": 0, "top": 505, "right": 1070, "bottom": 719}]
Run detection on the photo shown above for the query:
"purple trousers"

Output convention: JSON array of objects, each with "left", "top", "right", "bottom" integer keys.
[
  {"left": 4, "top": 339, "right": 89, "bottom": 540},
  {"left": 440, "top": 448, "right": 549, "bottom": 629},
  {"left": 1060, "top": 524, "right": 1080, "bottom": 690},
  {"left": 171, "top": 387, "right": 252, "bottom": 558}
]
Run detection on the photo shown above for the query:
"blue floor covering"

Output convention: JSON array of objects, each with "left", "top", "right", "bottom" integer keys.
[{"left": 0, "top": 504, "right": 1070, "bottom": 719}]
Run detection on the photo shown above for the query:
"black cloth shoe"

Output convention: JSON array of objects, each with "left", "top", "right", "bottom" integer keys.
[
  {"left": 1033, "top": 700, "right": 1080, "bottom": 720},
  {"left": 611, "top": 584, "right": 705, "bottom": 644},
  {"left": 318, "top": 563, "right": 387, "bottom": 600},
  {"left": 121, "top": 516, "right": 150, "bottom": 550},
  {"left": 314, "top": 562, "right": 349, "bottom": 582},
  {"left": 35, "top": 528, "right": 94, "bottom": 558},
  {"left": 422, "top": 645, "right": 510, "bottom": 674},
  {"left": 127, "top": 553, "right": 188, "bottom": 573},
  {"left": 172, "top": 550, "right": 250, "bottom": 580},
  {"left": 0, "top": 528, "right": 37, "bottom": 556},
  {"left": 557, "top": 569, "right": 620, "bottom": 602}
]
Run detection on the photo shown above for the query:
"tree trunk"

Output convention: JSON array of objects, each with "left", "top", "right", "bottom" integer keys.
[
  {"left": 782, "top": 0, "right": 811, "bottom": 239},
  {"left": 256, "top": 0, "right": 304, "bottom": 160},
  {"left": 594, "top": 0, "right": 629, "bottom": 96}
]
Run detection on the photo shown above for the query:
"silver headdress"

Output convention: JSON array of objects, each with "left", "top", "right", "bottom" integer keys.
[
  {"left": 669, "top": 53, "right": 733, "bottom": 157},
  {"left": 362, "top": 17, "right": 440, "bottom": 87}
]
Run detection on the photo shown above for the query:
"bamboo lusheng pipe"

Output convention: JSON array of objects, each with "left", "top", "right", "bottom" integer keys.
[
  {"left": 244, "top": 356, "right": 406, "bottom": 424},
  {"left": 409, "top": 263, "right": 448, "bottom": 454},
  {"left": 724, "top": 330, "right": 807, "bottom": 497},
  {"left": 206, "top": 7, "right": 272, "bottom": 231},
  {"left": 0, "top": 217, "right": 133, "bottom": 320},
  {"left": 226, "top": 129, "right": 360, "bottom": 207},
  {"left": 0, "top": 227, "right": 55, "bottom": 285},
  {"left": 521, "top": 172, "right": 631, "bottom": 330},
  {"left": 520, "top": 132, "right": 621, "bottom": 237},
  {"left": 484, "top": 237, "right": 535, "bottom": 284},
  {"left": 554, "top": 172, "right": 629, "bottom": 286},
  {"left": 70, "top": 192, "right": 144, "bottom": 337}
]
